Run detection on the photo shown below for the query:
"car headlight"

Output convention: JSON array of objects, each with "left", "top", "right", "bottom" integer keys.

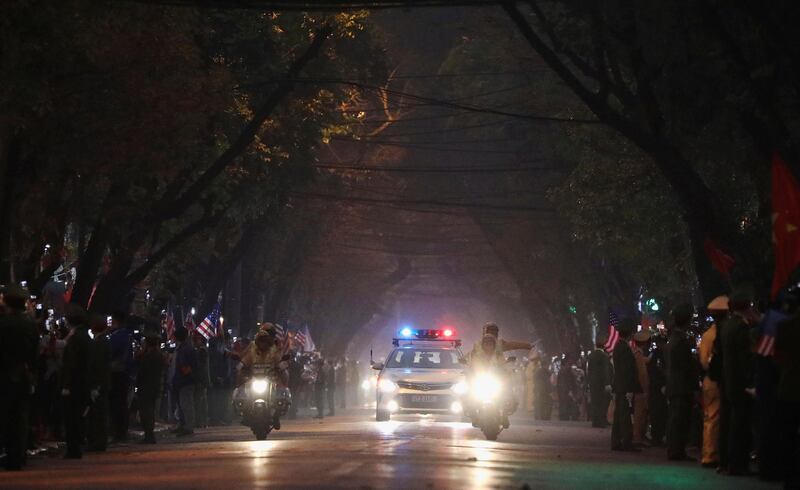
[
  {"left": 471, "top": 373, "right": 501, "bottom": 400},
  {"left": 251, "top": 379, "right": 268, "bottom": 394},
  {"left": 451, "top": 381, "right": 469, "bottom": 395},
  {"left": 378, "top": 378, "right": 398, "bottom": 393}
]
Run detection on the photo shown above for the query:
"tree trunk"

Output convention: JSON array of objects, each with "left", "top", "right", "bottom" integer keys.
[{"left": 0, "top": 132, "right": 21, "bottom": 284}]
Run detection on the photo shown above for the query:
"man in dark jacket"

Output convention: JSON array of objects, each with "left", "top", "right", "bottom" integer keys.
[
  {"left": 172, "top": 326, "right": 197, "bottom": 436},
  {"left": 86, "top": 314, "right": 111, "bottom": 452},
  {"left": 0, "top": 285, "right": 39, "bottom": 470},
  {"left": 720, "top": 290, "right": 757, "bottom": 475},
  {"left": 193, "top": 331, "right": 210, "bottom": 428},
  {"left": 208, "top": 335, "right": 232, "bottom": 425},
  {"left": 324, "top": 359, "right": 336, "bottom": 416},
  {"left": 137, "top": 328, "right": 163, "bottom": 444},
  {"left": 588, "top": 339, "right": 612, "bottom": 428},
  {"left": 287, "top": 351, "right": 303, "bottom": 419},
  {"left": 611, "top": 317, "right": 640, "bottom": 451},
  {"left": 61, "top": 305, "right": 91, "bottom": 459},
  {"left": 533, "top": 358, "right": 552, "bottom": 420},
  {"left": 107, "top": 311, "right": 132, "bottom": 442},
  {"left": 557, "top": 353, "right": 579, "bottom": 421},
  {"left": 775, "top": 308, "right": 800, "bottom": 487},
  {"left": 313, "top": 356, "right": 326, "bottom": 419},
  {"left": 665, "top": 303, "right": 699, "bottom": 461}
]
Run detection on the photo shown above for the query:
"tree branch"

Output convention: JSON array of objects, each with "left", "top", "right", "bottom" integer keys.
[{"left": 150, "top": 23, "right": 333, "bottom": 222}]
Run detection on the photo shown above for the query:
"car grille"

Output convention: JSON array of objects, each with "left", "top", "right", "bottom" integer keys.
[{"left": 397, "top": 381, "right": 453, "bottom": 392}]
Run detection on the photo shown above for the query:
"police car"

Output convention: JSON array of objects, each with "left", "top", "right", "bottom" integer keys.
[{"left": 371, "top": 328, "right": 468, "bottom": 421}]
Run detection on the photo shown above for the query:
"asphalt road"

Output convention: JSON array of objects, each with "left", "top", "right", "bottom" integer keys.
[{"left": 3, "top": 410, "right": 780, "bottom": 489}]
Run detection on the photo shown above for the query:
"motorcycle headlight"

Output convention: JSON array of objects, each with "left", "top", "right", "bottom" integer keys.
[
  {"left": 251, "top": 379, "right": 268, "bottom": 394},
  {"left": 471, "top": 373, "right": 501, "bottom": 400},
  {"left": 378, "top": 378, "right": 398, "bottom": 393},
  {"left": 451, "top": 381, "right": 469, "bottom": 395}
]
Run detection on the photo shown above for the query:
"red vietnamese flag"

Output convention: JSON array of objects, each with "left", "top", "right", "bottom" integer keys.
[
  {"left": 771, "top": 152, "right": 800, "bottom": 298},
  {"left": 703, "top": 237, "right": 735, "bottom": 279}
]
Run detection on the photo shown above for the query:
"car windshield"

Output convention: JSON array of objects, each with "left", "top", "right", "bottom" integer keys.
[{"left": 385, "top": 348, "right": 461, "bottom": 369}]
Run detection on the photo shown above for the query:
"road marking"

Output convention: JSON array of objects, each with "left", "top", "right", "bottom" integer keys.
[{"left": 330, "top": 461, "right": 363, "bottom": 477}]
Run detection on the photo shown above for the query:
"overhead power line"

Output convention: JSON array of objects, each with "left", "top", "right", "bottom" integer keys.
[
  {"left": 257, "top": 78, "right": 600, "bottom": 125},
  {"left": 130, "top": 1, "right": 502, "bottom": 10},
  {"left": 290, "top": 191, "right": 555, "bottom": 212},
  {"left": 314, "top": 163, "right": 565, "bottom": 173},
  {"left": 330, "top": 138, "right": 521, "bottom": 154}
]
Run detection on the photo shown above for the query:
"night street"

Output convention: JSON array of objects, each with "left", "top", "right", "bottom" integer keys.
[
  {"left": 2, "top": 411, "right": 778, "bottom": 489},
  {"left": 2, "top": 0, "right": 800, "bottom": 487}
]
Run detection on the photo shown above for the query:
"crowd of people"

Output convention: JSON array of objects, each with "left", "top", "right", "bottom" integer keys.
[
  {"left": 0, "top": 284, "right": 367, "bottom": 471},
  {"left": 3, "top": 278, "right": 798, "bottom": 486},
  {"left": 516, "top": 288, "right": 799, "bottom": 486}
]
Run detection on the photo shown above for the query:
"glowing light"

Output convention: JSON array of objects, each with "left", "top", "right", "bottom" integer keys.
[
  {"left": 361, "top": 380, "right": 372, "bottom": 391},
  {"left": 378, "top": 378, "right": 398, "bottom": 393},
  {"left": 400, "top": 327, "right": 413, "bottom": 337},
  {"left": 451, "top": 381, "right": 469, "bottom": 395},
  {"left": 443, "top": 328, "right": 454, "bottom": 337},
  {"left": 450, "top": 401, "right": 463, "bottom": 414},
  {"left": 386, "top": 400, "right": 399, "bottom": 412},
  {"left": 471, "top": 373, "right": 502, "bottom": 401},
  {"left": 251, "top": 379, "right": 268, "bottom": 394}
]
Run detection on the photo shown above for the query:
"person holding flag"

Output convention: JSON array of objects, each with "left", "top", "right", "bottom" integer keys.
[
  {"left": 755, "top": 290, "right": 795, "bottom": 480},
  {"left": 172, "top": 326, "right": 197, "bottom": 437},
  {"left": 161, "top": 307, "right": 175, "bottom": 341},
  {"left": 774, "top": 286, "right": 800, "bottom": 487},
  {"left": 610, "top": 317, "right": 640, "bottom": 452}
]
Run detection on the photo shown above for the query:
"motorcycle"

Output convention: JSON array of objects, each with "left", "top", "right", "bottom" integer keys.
[
  {"left": 467, "top": 357, "right": 516, "bottom": 441},
  {"left": 234, "top": 362, "right": 291, "bottom": 440}
]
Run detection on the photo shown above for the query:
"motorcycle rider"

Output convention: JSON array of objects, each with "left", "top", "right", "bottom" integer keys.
[
  {"left": 469, "top": 334, "right": 504, "bottom": 369},
  {"left": 469, "top": 322, "right": 533, "bottom": 427},
  {"left": 468, "top": 334, "right": 516, "bottom": 428},
  {"left": 237, "top": 324, "right": 290, "bottom": 429}
]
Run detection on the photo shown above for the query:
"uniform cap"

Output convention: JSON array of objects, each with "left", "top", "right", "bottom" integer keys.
[{"left": 707, "top": 295, "right": 729, "bottom": 311}]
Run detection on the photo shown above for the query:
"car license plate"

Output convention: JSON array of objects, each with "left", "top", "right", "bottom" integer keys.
[{"left": 411, "top": 395, "right": 437, "bottom": 403}]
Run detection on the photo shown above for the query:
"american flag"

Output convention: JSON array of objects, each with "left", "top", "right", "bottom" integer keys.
[
  {"left": 294, "top": 325, "right": 315, "bottom": 352},
  {"left": 273, "top": 323, "right": 285, "bottom": 341},
  {"left": 756, "top": 309, "right": 786, "bottom": 357},
  {"left": 294, "top": 328, "right": 307, "bottom": 350},
  {"left": 184, "top": 310, "right": 196, "bottom": 333},
  {"left": 196, "top": 304, "right": 221, "bottom": 340},
  {"left": 604, "top": 311, "right": 621, "bottom": 352},
  {"left": 162, "top": 308, "right": 175, "bottom": 340}
]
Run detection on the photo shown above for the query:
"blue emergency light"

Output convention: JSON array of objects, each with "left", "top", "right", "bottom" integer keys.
[{"left": 393, "top": 327, "right": 460, "bottom": 346}]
